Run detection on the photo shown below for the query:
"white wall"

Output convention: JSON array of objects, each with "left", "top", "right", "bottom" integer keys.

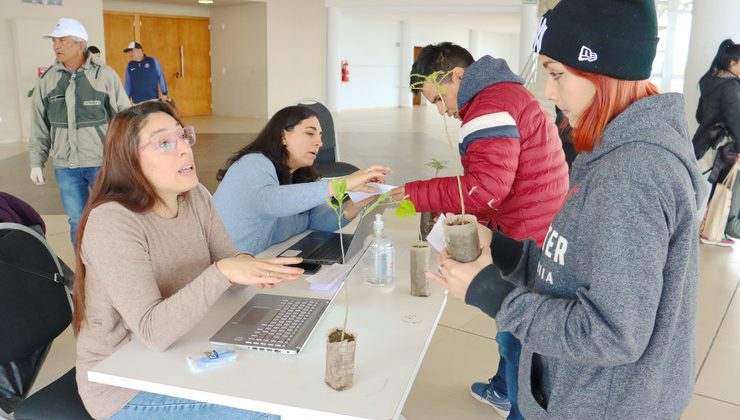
[
  {"left": 103, "top": 0, "right": 210, "bottom": 18},
  {"left": 409, "top": 22, "right": 472, "bottom": 54},
  {"left": 683, "top": 0, "right": 740, "bottom": 134},
  {"left": 211, "top": 3, "right": 267, "bottom": 118},
  {"left": 337, "top": 15, "right": 401, "bottom": 111},
  {"left": 333, "top": 14, "right": 520, "bottom": 111},
  {"left": 266, "top": 0, "right": 325, "bottom": 116},
  {"left": 473, "top": 31, "right": 519, "bottom": 69},
  {"left": 0, "top": 0, "right": 105, "bottom": 142}
]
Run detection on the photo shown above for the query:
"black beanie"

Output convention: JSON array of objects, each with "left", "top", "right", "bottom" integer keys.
[{"left": 533, "top": 0, "right": 659, "bottom": 80}]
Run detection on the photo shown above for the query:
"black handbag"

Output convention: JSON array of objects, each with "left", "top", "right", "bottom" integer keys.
[
  {"left": 709, "top": 142, "right": 739, "bottom": 184},
  {"left": 692, "top": 121, "right": 729, "bottom": 160}
]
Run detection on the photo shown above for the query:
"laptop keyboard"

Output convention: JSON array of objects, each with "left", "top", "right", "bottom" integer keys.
[
  {"left": 245, "top": 298, "right": 320, "bottom": 349},
  {"left": 310, "top": 233, "right": 353, "bottom": 262}
]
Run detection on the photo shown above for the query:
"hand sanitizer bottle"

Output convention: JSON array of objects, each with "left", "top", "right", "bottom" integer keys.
[{"left": 363, "top": 214, "right": 394, "bottom": 287}]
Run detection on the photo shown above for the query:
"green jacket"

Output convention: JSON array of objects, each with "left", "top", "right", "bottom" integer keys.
[{"left": 29, "top": 54, "right": 130, "bottom": 169}]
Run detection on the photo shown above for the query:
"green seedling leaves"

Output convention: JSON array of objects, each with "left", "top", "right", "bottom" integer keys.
[{"left": 395, "top": 199, "right": 417, "bottom": 217}]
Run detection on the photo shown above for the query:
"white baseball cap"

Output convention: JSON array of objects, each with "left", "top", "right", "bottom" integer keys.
[
  {"left": 123, "top": 41, "right": 143, "bottom": 53},
  {"left": 42, "top": 18, "right": 88, "bottom": 41}
]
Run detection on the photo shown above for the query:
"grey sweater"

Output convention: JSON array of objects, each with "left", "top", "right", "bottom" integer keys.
[
  {"left": 213, "top": 153, "right": 346, "bottom": 254},
  {"left": 75, "top": 185, "right": 236, "bottom": 419},
  {"left": 468, "top": 93, "right": 705, "bottom": 419}
]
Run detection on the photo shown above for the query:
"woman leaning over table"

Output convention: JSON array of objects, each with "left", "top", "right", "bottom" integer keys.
[
  {"left": 213, "top": 105, "right": 390, "bottom": 255},
  {"left": 73, "top": 101, "right": 303, "bottom": 419}
]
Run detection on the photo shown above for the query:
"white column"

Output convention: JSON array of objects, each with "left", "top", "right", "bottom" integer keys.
[
  {"left": 683, "top": 0, "right": 740, "bottom": 134},
  {"left": 399, "top": 20, "right": 413, "bottom": 108},
  {"left": 518, "top": 1, "right": 539, "bottom": 74},
  {"left": 469, "top": 29, "right": 481, "bottom": 60},
  {"left": 266, "top": 0, "right": 325, "bottom": 115},
  {"left": 660, "top": 0, "right": 679, "bottom": 92},
  {"left": 326, "top": 6, "right": 341, "bottom": 112}
]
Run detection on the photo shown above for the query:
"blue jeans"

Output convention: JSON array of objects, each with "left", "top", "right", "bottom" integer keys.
[
  {"left": 54, "top": 166, "right": 100, "bottom": 244},
  {"left": 108, "top": 391, "right": 280, "bottom": 420},
  {"left": 492, "top": 331, "right": 523, "bottom": 420}
]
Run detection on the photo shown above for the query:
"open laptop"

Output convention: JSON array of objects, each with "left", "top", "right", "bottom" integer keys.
[
  {"left": 210, "top": 205, "right": 382, "bottom": 354},
  {"left": 276, "top": 203, "right": 380, "bottom": 265},
  {"left": 210, "top": 293, "right": 337, "bottom": 354}
]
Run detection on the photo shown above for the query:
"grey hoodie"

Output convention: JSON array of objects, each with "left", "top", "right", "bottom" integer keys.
[{"left": 471, "top": 93, "right": 705, "bottom": 419}]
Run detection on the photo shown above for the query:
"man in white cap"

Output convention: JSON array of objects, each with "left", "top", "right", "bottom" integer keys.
[
  {"left": 29, "top": 18, "right": 129, "bottom": 244},
  {"left": 123, "top": 41, "right": 169, "bottom": 104}
]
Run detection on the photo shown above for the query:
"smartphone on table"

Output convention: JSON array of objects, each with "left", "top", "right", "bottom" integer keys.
[{"left": 289, "top": 261, "right": 322, "bottom": 275}]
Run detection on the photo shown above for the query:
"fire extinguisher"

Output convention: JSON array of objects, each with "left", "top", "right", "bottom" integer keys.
[{"left": 341, "top": 60, "right": 349, "bottom": 83}]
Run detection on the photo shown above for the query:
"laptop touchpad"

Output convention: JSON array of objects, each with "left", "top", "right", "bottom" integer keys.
[{"left": 237, "top": 307, "right": 274, "bottom": 325}]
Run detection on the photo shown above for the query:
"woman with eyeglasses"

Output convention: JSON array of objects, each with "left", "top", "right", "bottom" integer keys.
[
  {"left": 428, "top": 1, "right": 703, "bottom": 418},
  {"left": 73, "top": 101, "right": 299, "bottom": 419},
  {"left": 213, "top": 105, "right": 391, "bottom": 255}
]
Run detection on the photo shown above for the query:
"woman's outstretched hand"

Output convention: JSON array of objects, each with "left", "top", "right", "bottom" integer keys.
[
  {"left": 217, "top": 254, "right": 305, "bottom": 288},
  {"left": 334, "top": 165, "right": 392, "bottom": 194}
]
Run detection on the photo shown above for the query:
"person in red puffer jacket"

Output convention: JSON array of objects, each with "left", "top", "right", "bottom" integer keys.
[
  {"left": 392, "top": 42, "right": 568, "bottom": 246},
  {"left": 391, "top": 42, "right": 568, "bottom": 419}
]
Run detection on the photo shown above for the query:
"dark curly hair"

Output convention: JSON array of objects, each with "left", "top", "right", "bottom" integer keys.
[{"left": 216, "top": 105, "right": 321, "bottom": 185}]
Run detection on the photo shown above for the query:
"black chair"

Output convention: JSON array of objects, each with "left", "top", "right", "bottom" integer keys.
[
  {"left": 0, "top": 222, "right": 91, "bottom": 420},
  {"left": 296, "top": 99, "right": 359, "bottom": 177}
]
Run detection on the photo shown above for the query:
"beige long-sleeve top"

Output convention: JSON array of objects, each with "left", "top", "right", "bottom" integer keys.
[{"left": 75, "top": 184, "right": 238, "bottom": 419}]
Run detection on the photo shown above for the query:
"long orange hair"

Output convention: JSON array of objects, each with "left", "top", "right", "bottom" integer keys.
[
  {"left": 563, "top": 65, "right": 660, "bottom": 153},
  {"left": 72, "top": 101, "right": 183, "bottom": 334}
]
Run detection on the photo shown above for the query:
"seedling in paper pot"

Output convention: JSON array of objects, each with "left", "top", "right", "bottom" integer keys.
[{"left": 410, "top": 72, "right": 480, "bottom": 263}]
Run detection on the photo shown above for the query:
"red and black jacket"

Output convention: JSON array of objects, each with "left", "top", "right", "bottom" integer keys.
[{"left": 406, "top": 56, "right": 569, "bottom": 245}]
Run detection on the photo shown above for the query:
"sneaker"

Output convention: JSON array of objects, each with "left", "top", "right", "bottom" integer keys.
[
  {"left": 470, "top": 378, "right": 511, "bottom": 418},
  {"left": 700, "top": 235, "right": 735, "bottom": 247}
]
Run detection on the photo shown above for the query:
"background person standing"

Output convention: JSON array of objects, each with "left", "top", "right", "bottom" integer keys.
[
  {"left": 123, "top": 41, "right": 169, "bottom": 104},
  {"left": 29, "top": 18, "right": 130, "bottom": 244}
]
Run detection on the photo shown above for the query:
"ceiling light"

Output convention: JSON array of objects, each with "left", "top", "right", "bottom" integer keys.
[{"left": 198, "top": 0, "right": 213, "bottom": 4}]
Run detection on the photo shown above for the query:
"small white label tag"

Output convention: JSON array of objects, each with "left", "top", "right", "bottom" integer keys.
[{"left": 426, "top": 213, "right": 447, "bottom": 253}]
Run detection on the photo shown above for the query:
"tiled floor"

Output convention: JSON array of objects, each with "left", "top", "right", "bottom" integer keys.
[{"left": 3, "top": 107, "right": 739, "bottom": 419}]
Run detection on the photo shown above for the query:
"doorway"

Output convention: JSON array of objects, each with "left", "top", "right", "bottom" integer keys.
[
  {"left": 413, "top": 46, "right": 422, "bottom": 106},
  {"left": 103, "top": 12, "right": 212, "bottom": 117}
]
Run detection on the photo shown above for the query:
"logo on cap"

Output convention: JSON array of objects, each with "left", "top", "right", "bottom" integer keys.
[
  {"left": 578, "top": 46, "right": 598, "bottom": 62},
  {"left": 533, "top": 17, "right": 548, "bottom": 53}
]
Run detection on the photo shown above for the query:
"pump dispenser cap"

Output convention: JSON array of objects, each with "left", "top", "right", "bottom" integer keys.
[{"left": 373, "top": 213, "right": 384, "bottom": 234}]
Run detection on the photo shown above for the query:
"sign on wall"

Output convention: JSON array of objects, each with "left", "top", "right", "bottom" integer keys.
[{"left": 22, "top": 0, "right": 63, "bottom": 5}]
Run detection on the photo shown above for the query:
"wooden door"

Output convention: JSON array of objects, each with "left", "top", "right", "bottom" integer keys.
[
  {"left": 138, "top": 15, "right": 181, "bottom": 107},
  {"left": 139, "top": 15, "right": 211, "bottom": 116},
  {"left": 176, "top": 18, "right": 212, "bottom": 116},
  {"left": 103, "top": 13, "right": 135, "bottom": 85},
  {"left": 413, "top": 46, "right": 422, "bottom": 106}
]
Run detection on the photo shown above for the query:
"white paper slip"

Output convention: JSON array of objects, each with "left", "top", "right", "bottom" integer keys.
[
  {"left": 306, "top": 263, "right": 350, "bottom": 291},
  {"left": 426, "top": 213, "right": 447, "bottom": 253},
  {"left": 346, "top": 182, "right": 397, "bottom": 203}
]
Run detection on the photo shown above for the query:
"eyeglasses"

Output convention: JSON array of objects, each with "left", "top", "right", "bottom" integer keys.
[{"left": 140, "top": 126, "right": 196, "bottom": 153}]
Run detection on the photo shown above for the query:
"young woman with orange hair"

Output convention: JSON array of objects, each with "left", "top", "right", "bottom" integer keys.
[
  {"left": 72, "top": 101, "right": 303, "bottom": 419},
  {"left": 427, "top": 0, "right": 704, "bottom": 418}
]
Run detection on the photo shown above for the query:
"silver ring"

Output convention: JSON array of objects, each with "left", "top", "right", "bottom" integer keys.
[{"left": 260, "top": 272, "right": 271, "bottom": 278}]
